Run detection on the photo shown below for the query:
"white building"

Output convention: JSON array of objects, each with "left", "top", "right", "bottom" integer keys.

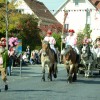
[
  {"left": 14, "top": 0, "right": 58, "bottom": 26},
  {"left": 54, "top": 0, "right": 100, "bottom": 41}
]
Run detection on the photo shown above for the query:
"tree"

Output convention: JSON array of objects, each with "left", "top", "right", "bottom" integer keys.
[
  {"left": 83, "top": 24, "right": 92, "bottom": 38},
  {"left": 52, "top": 33, "right": 61, "bottom": 51},
  {"left": 77, "top": 24, "right": 92, "bottom": 47},
  {"left": 0, "top": 0, "right": 22, "bottom": 37},
  {"left": 17, "top": 14, "right": 41, "bottom": 51}
]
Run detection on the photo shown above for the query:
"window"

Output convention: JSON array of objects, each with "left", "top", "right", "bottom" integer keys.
[{"left": 73, "top": 0, "right": 85, "bottom": 5}]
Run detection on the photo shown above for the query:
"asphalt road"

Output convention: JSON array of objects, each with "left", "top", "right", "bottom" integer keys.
[{"left": 0, "top": 64, "right": 100, "bottom": 100}]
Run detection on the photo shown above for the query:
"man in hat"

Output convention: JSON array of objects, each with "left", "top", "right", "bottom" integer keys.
[
  {"left": 0, "top": 38, "right": 9, "bottom": 91},
  {"left": 64, "top": 29, "right": 79, "bottom": 53},
  {"left": 95, "top": 36, "right": 100, "bottom": 48},
  {"left": 44, "top": 30, "right": 56, "bottom": 52},
  {"left": 82, "top": 37, "right": 92, "bottom": 59},
  {"left": 43, "top": 29, "right": 57, "bottom": 62},
  {"left": 64, "top": 29, "right": 80, "bottom": 63}
]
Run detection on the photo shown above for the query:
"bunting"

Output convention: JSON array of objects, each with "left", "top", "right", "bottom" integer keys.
[
  {"left": 21, "top": 8, "right": 99, "bottom": 12},
  {"left": 42, "top": 9, "right": 99, "bottom": 12}
]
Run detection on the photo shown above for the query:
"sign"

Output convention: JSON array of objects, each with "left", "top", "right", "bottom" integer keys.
[{"left": 16, "top": 39, "right": 22, "bottom": 53}]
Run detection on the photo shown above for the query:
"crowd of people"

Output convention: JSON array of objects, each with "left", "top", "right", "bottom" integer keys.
[{"left": 0, "top": 28, "right": 100, "bottom": 91}]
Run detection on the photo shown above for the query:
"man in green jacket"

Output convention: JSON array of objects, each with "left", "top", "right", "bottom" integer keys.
[{"left": 0, "top": 41, "right": 8, "bottom": 91}]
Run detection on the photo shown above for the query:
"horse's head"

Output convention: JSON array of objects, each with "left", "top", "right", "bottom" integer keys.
[
  {"left": 82, "top": 45, "right": 87, "bottom": 53},
  {"left": 81, "top": 45, "right": 89, "bottom": 59},
  {"left": 41, "top": 40, "right": 50, "bottom": 56},
  {"left": 61, "top": 45, "right": 73, "bottom": 61},
  {"left": 61, "top": 45, "right": 72, "bottom": 56}
]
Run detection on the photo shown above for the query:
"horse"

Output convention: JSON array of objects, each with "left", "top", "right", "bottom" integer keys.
[
  {"left": 41, "top": 40, "right": 58, "bottom": 81},
  {"left": 61, "top": 45, "right": 78, "bottom": 83},
  {"left": 80, "top": 44, "right": 94, "bottom": 77}
]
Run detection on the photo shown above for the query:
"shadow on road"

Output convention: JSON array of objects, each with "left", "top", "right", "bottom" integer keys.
[
  {"left": 77, "top": 79, "right": 100, "bottom": 84},
  {"left": 6, "top": 89, "right": 52, "bottom": 92}
]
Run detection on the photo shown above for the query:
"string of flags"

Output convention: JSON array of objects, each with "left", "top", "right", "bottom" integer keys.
[
  {"left": 43, "top": 9, "right": 100, "bottom": 12},
  {"left": 93, "top": 29, "right": 100, "bottom": 30}
]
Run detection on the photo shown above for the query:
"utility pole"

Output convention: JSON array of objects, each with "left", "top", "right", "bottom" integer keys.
[{"left": 5, "top": 0, "right": 8, "bottom": 50}]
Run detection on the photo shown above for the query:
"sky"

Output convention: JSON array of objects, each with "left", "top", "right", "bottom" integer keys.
[
  {"left": 8, "top": 0, "right": 67, "bottom": 14},
  {"left": 37, "top": 0, "right": 66, "bottom": 14}
]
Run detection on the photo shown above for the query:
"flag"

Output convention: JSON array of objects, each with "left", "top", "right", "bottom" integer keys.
[{"left": 63, "top": 10, "right": 68, "bottom": 24}]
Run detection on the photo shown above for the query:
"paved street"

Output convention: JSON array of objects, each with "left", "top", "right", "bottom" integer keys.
[{"left": 0, "top": 64, "right": 100, "bottom": 100}]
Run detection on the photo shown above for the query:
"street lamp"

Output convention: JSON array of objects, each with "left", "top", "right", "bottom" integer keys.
[{"left": 5, "top": 0, "right": 8, "bottom": 50}]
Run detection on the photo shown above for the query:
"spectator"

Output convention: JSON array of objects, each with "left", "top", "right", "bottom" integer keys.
[
  {"left": 82, "top": 36, "right": 92, "bottom": 59},
  {"left": 0, "top": 38, "right": 8, "bottom": 91},
  {"left": 94, "top": 36, "right": 100, "bottom": 57},
  {"left": 7, "top": 47, "right": 15, "bottom": 76},
  {"left": 30, "top": 50, "right": 36, "bottom": 64},
  {"left": 26, "top": 45, "right": 31, "bottom": 62}
]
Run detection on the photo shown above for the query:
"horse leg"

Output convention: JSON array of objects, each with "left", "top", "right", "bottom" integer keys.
[
  {"left": 85, "top": 63, "right": 91, "bottom": 78},
  {"left": 41, "top": 63, "right": 45, "bottom": 81},
  {"left": 53, "top": 63, "right": 58, "bottom": 78},
  {"left": 72, "top": 65, "right": 77, "bottom": 82},
  {"left": 65, "top": 65, "right": 72, "bottom": 83},
  {"left": 42, "top": 70, "right": 45, "bottom": 81},
  {"left": 68, "top": 64, "right": 74, "bottom": 83},
  {"left": 47, "top": 64, "right": 52, "bottom": 81},
  {"left": 49, "top": 67, "right": 52, "bottom": 81}
]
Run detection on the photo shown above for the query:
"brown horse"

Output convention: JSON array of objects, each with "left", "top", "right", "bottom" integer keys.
[
  {"left": 41, "top": 40, "right": 58, "bottom": 81},
  {"left": 61, "top": 45, "right": 78, "bottom": 83}
]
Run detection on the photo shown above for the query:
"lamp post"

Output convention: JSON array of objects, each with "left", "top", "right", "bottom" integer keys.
[{"left": 5, "top": 0, "right": 8, "bottom": 50}]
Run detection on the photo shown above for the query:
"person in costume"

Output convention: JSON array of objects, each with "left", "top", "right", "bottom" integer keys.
[
  {"left": 0, "top": 38, "right": 9, "bottom": 91},
  {"left": 64, "top": 29, "right": 80, "bottom": 63},
  {"left": 43, "top": 29, "right": 57, "bottom": 62},
  {"left": 94, "top": 36, "right": 100, "bottom": 58}
]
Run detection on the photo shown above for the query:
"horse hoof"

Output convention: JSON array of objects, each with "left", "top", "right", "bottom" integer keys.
[
  {"left": 48, "top": 77, "right": 52, "bottom": 81},
  {"left": 41, "top": 78, "right": 45, "bottom": 82},
  {"left": 5, "top": 85, "right": 8, "bottom": 91},
  {"left": 53, "top": 73, "right": 57, "bottom": 78},
  {"left": 67, "top": 80, "right": 72, "bottom": 84},
  {"left": 50, "top": 78, "right": 52, "bottom": 81}
]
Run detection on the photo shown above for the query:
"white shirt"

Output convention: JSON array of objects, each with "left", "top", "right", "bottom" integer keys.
[
  {"left": 44, "top": 36, "right": 56, "bottom": 53},
  {"left": 95, "top": 48, "right": 100, "bottom": 57},
  {"left": 64, "top": 35, "right": 80, "bottom": 54},
  {"left": 65, "top": 35, "right": 77, "bottom": 47}
]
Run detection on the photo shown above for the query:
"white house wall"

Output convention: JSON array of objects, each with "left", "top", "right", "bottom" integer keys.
[
  {"left": 90, "top": 10, "right": 100, "bottom": 41},
  {"left": 55, "top": 0, "right": 100, "bottom": 40},
  {"left": 14, "top": 0, "right": 33, "bottom": 14}
]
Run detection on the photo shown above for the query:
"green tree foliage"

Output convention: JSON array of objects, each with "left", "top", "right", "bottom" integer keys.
[
  {"left": 17, "top": 14, "right": 41, "bottom": 51},
  {"left": 77, "top": 24, "right": 92, "bottom": 47},
  {"left": 52, "top": 33, "right": 61, "bottom": 51},
  {"left": 83, "top": 24, "right": 92, "bottom": 38},
  {"left": 0, "top": 0, "right": 22, "bottom": 37},
  {"left": 77, "top": 31, "right": 84, "bottom": 47}
]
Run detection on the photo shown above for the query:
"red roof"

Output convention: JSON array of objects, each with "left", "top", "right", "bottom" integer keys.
[{"left": 24, "top": 0, "right": 58, "bottom": 24}]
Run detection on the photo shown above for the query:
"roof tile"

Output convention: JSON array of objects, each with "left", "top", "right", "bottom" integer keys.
[{"left": 24, "top": 0, "right": 58, "bottom": 24}]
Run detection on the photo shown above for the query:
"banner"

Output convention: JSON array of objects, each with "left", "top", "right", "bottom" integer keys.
[{"left": 16, "top": 39, "right": 22, "bottom": 53}]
